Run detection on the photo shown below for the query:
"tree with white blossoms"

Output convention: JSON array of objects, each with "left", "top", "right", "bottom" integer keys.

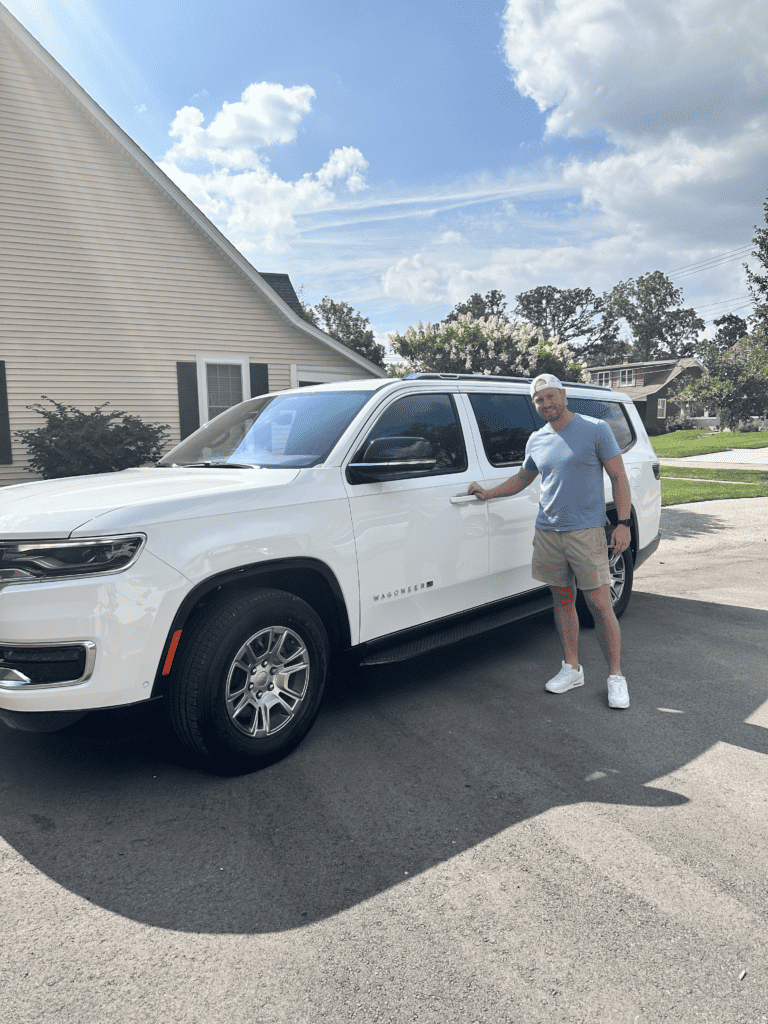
[{"left": 388, "top": 313, "right": 583, "bottom": 381}]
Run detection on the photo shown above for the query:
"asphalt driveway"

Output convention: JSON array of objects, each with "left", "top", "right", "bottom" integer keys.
[{"left": 0, "top": 497, "right": 766, "bottom": 1024}]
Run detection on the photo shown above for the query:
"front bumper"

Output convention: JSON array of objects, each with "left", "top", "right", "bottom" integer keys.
[{"left": 0, "top": 548, "right": 190, "bottom": 713}]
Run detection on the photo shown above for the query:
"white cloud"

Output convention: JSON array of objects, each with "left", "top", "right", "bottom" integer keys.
[
  {"left": 160, "top": 83, "right": 370, "bottom": 252},
  {"left": 503, "top": 0, "right": 768, "bottom": 146},
  {"left": 165, "top": 82, "right": 316, "bottom": 170},
  {"left": 500, "top": 0, "right": 768, "bottom": 269}
]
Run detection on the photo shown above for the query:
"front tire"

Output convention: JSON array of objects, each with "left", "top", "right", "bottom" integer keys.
[{"left": 168, "top": 589, "right": 329, "bottom": 772}]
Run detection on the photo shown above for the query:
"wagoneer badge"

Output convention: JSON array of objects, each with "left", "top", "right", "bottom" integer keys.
[{"left": 373, "top": 581, "right": 433, "bottom": 601}]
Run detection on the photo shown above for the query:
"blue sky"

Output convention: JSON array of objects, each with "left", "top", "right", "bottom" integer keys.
[{"left": 5, "top": 0, "right": 768, "bottom": 352}]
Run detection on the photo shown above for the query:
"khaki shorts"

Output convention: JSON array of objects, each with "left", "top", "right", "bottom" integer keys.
[{"left": 531, "top": 526, "right": 611, "bottom": 591}]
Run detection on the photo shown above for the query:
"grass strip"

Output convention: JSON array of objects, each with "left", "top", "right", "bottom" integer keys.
[
  {"left": 652, "top": 429, "right": 768, "bottom": 458},
  {"left": 659, "top": 466, "right": 768, "bottom": 483},
  {"left": 661, "top": 478, "right": 768, "bottom": 506}
]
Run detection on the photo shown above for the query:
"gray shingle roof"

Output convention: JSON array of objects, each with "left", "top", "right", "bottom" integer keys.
[{"left": 258, "top": 273, "right": 305, "bottom": 318}]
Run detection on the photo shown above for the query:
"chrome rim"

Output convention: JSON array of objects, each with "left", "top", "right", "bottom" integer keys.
[
  {"left": 225, "top": 626, "right": 310, "bottom": 738},
  {"left": 609, "top": 550, "right": 626, "bottom": 607}
]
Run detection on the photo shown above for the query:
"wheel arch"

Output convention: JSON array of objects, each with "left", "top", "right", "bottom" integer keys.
[
  {"left": 151, "top": 558, "right": 351, "bottom": 698},
  {"left": 605, "top": 502, "right": 638, "bottom": 564}
]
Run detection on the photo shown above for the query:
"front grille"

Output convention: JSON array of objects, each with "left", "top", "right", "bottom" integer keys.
[{"left": 0, "top": 645, "right": 88, "bottom": 684}]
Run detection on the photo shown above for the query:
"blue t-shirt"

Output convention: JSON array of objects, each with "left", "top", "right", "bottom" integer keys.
[{"left": 523, "top": 414, "right": 621, "bottom": 531}]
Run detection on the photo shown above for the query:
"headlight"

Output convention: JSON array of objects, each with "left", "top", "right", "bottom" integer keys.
[{"left": 0, "top": 535, "right": 146, "bottom": 584}]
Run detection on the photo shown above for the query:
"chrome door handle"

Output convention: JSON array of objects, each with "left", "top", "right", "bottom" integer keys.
[{"left": 450, "top": 494, "right": 481, "bottom": 504}]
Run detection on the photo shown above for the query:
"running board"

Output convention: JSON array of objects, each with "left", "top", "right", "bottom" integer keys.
[{"left": 359, "top": 592, "right": 553, "bottom": 666}]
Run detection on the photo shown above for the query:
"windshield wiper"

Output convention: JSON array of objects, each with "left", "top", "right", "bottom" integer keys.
[{"left": 156, "top": 461, "right": 258, "bottom": 469}]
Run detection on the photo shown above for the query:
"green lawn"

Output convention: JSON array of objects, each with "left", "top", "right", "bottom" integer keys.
[
  {"left": 651, "top": 429, "right": 768, "bottom": 458},
  {"left": 661, "top": 475, "right": 768, "bottom": 506},
  {"left": 659, "top": 465, "right": 768, "bottom": 483}
]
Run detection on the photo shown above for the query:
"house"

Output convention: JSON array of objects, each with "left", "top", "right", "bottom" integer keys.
[
  {"left": 585, "top": 357, "right": 708, "bottom": 432},
  {"left": 0, "top": 4, "right": 385, "bottom": 486}
]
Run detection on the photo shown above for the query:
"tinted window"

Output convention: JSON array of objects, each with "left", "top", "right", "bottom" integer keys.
[
  {"left": 529, "top": 396, "right": 635, "bottom": 451},
  {"left": 355, "top": 394, "right": 467, "bottom": 475},
  {"left": 468, "top": 393, "right": 537, "bottom": 466},
  {"left": 159, "top": 391, "right": 372, "bottom": 468}
]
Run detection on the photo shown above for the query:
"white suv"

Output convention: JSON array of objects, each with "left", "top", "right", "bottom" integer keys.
[{"left": 0, "top": 374, "right": 661, "bottom": 770}]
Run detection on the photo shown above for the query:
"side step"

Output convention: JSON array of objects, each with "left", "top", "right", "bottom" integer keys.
[{"left": 359, "top": 592, "right": 553, "bottom": 666}]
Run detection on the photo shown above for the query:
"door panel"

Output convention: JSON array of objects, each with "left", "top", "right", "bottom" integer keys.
[
  {"left": 344, "top": 392, "right": 489, "bottom": 642},
  {"left": 462, "top": 390, "right": 541, "bottom": 602}
]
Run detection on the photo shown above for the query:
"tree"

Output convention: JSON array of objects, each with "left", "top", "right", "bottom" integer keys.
[
  {"left": 745, "top": 194, "right": 768, "bottom": 330},
  {"left": 711, "top": 313, "right": 749, "bottom": 353},
  {"left": 16, "top": 399, "right": 170, "bottom": 479},
  {"left": 606, "top": 271, "right": 704, "bottom": 362},
  {"left": 388, "top": 314, "right": 582, "bottom": 381},
  {"left": 514, "top": 284, "right": 631, "bottom": 366},
  {"left": 675, "top": 332, "right": 768, "bottom": 429},
  {"left": 301, "top": 295, "right": 386, "bottom": 368},
  {"left": 444, "top": 289, "right": 508, "bottom": 323},
  {"left": 514, "top": 285, "right": 601, "bottom": 344}
]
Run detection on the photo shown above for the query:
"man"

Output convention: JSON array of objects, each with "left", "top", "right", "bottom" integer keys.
[{"left": 468, "top": 373, "right": 632, "bottom": 709}]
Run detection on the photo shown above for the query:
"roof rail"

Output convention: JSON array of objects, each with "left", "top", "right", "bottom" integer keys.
[
  {"left": 401, "top": 372, "right": 613, "bottom": 392},
  {"left": 403, "top": 372, "right": 532, "bottom": 384}
]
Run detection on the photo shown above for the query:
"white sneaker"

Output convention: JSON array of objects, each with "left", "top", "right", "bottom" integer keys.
[
  {"left": 545, "top": 662, "right": 584, "bottom": 694},
  {"left": 607, "top": 674, "right": 630, "bottom": 708}
]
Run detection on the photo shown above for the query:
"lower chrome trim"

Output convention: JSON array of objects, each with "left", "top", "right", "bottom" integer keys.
[{"left": 0, "top": 641, "right": 96, "bottom": 690}]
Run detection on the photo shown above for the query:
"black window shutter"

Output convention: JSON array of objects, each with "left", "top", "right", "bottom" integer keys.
[
  {"left": 0, "top": 362, "right": 11, "bottom": 464},
  {"left": 249, "top": 363, "right": 269, "bottom": 397},
  {"left": 176, "top": 362, "right": 200, "bottom": 440}
]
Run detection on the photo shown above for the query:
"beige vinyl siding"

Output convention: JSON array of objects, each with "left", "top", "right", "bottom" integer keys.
[{"left": 0, "top": 21, "right": 373, "bottom": 487}]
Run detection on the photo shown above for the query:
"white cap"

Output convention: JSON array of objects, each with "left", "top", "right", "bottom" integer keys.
[{"left": 530, "top": 373, "right": 564, "bottom": 398}]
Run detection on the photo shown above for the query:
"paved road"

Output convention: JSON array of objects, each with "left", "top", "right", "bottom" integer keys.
[{"left": 1, "top": 500, "right": 767, "bottom": 1024}]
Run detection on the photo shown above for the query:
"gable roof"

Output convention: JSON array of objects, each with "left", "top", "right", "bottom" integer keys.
[{"left": 0, "top": 3, "right": 385, "bottom": 378}]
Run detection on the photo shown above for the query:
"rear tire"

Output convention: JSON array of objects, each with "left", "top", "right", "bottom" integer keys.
[{"left": 167, "top": 589, "right": 329, "bottom": 773}]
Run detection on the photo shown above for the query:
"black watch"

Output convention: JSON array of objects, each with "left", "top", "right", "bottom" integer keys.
[{"left": 617, "top": 519, "right": 631, "bottom": 528}]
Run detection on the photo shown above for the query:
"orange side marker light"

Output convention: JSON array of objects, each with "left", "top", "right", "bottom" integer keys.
[{"left": 162, "top": 629, "right": 183, "bottom": 676}]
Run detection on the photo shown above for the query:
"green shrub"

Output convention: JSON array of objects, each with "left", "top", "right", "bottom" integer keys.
[
  {"left": 739, "top": 422, "right": 760, "bottom": 432},
  {"left": 16, "top": 398, "right": 170, "bottom": 479},
  {"left": 645, "top": 424, "right": 665, "bottom": 436}
]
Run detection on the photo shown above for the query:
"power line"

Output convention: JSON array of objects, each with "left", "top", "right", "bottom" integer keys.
[
  {"left": 667, "top": 245, "right": 753, "bottom": 275},
  {"left": 702, "top": 302, "right": 753, "bottom": 326},
  {"left": 673, "top": 252, "right": 754, "bottom": 281},
  {"left": 693, "top": 294, "right": 751, "bottom": 311}
]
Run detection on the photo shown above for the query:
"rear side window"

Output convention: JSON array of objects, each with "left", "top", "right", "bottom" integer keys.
[
  {"left": 353, "top": 393, "right": 467, "bottom": 476},
  {"left": 468, "top": 393, "right": 538, "bottom": 466},
  {"left": 529, "top": 396, "right": 635, "bottom": 451}
]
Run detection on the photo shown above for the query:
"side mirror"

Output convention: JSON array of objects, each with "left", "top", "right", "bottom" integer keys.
[{"left": 347, "top": 436, "right": 437, "bottom": 483}]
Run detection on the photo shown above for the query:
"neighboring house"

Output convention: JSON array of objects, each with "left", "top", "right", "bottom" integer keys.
[
  {"left": 585, "top": 358, "right": 707, "bottom": 432},
  {"left": 0, "top": 5, "right": 385, "bottom": 487}
]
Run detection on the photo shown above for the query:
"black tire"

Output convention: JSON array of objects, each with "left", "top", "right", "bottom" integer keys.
[
  {"left": 167, "top": 589, "right": 329, "bottom": 772},
  {"left": 576, "top": 544, "right": 634, "bottom": 627}
]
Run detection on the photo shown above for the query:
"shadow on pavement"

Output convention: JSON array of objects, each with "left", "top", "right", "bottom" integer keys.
[
  {"left": 0, "top": 591, "right": 765, "bottom": 934},
  {"left": 658, "top": 505, "right": 733, "bottom": 539}
]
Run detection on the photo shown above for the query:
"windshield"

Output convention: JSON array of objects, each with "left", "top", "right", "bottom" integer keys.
[{"left": 158, "top": 391, "right": 372, "bottom": 468}]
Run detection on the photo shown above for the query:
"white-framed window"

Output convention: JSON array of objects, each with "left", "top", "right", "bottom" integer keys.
[
  {"left": 592, "top": 371, "right": 611, "bottom": 386},
  {"left": 290, "top": 364, "right": 358, "bottom": 388},
  {"left": 618, "top": 368, "right": 636, "bottom": 386},
  {"left": 196, "top": 354, "right": 250, "bottom": 425},
  {"left": 657, "top": 398, "right": 667, "bottom": 419}
]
